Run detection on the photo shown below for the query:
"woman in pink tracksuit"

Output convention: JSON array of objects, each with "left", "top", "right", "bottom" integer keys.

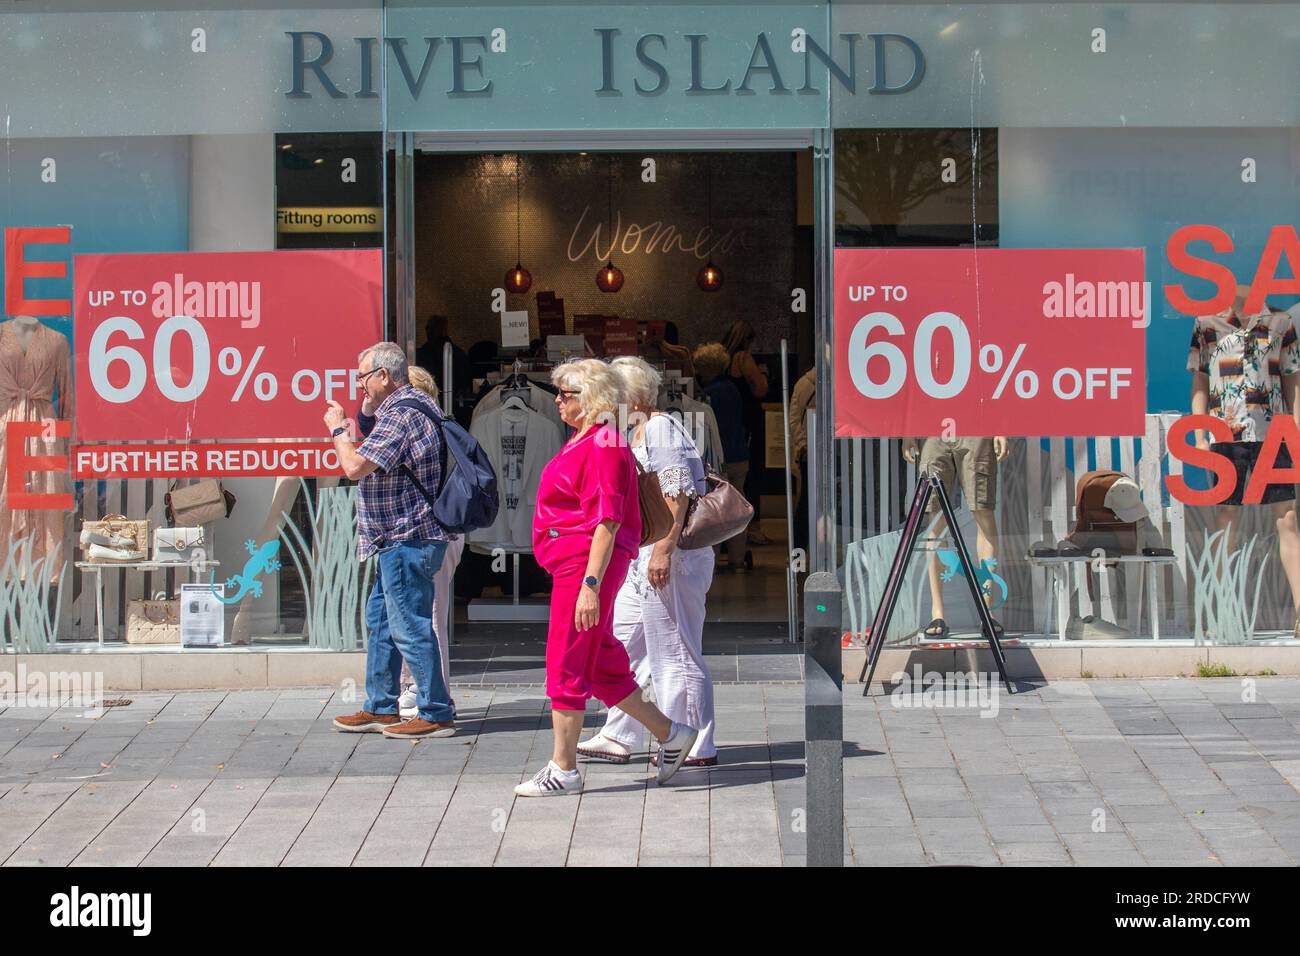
[{"left": 515, "top": 358, "right": 698, "bottom": 797}]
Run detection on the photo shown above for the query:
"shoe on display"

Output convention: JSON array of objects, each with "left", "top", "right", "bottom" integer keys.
[
  {"left": 87, "top": 543, "right": 146, "bottom": 562},
  {"left": 577, "top": 732, "right": 631, "bottom": 764},
  {"left": 333, "top": 710, "right": 402, "bottom": 733},
  {"left": 655, "top": 722, "right": 699, "bottom": 784},
  {"left": 381, "top": 718, "right": 455, "bottom": 739},
  {"left": 80, "top": 529, "right": 136, "bottom": 549},
  {"left": 514, "top": 761, "right": 582, "bottom": 797}
]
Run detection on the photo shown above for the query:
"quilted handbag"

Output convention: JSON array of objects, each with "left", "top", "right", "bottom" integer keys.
[
  {"left": 677, "top": 467, "right": 755, "bottom": 550},
  {"left": 125, "top": 595, "right": 181, "bottom": 645},
  {"left": 165, "top": 479, "right": 236, "bottom": 527},
  {"left": 153, "top": 527, "right": 206, "bottom": 564}
]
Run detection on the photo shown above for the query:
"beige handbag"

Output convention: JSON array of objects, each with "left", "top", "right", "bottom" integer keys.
[
  {"left": 125, "top": 595, "right": 181, "bottom": 644},
  {"left": 81, "top": 514, "right": 150, "bottom": 552},
  {"left": 165, "top": 479, "right": 236, "bottom": 527}
]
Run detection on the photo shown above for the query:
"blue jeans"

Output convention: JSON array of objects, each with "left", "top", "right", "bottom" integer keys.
[{"left": 364, "top": 540, "right": 453, "bottom": 723}]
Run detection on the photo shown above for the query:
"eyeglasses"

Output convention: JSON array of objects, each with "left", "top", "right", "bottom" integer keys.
[
  {"left": 557, "top": 388, "right": 582, "bottom": 400},
  {"left": 356, "top": 367, "right": 385, "bottom": 385}
]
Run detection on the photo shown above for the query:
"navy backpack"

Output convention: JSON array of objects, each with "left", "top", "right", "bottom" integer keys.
[{"left": 391, "top": 398, "right": 499, "bottom": 535}]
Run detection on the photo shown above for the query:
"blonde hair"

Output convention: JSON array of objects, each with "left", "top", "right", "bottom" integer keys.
[
  {"left": 552, "top": 358, "right": 623, "bottom": 428},
  {"left": 610, "top": 355, "right": 661, "bottom": 409},
  {"left": 408, "top": 365, "right": 439, "bottom": 398},
  {"left": 693, "top": 342, "right": 729, "bottom": 382}
]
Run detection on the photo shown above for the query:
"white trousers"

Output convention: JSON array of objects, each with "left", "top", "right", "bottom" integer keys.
[
  {"left": 604, "top": 544, "right": 716, "bottom": 758},
  {"left": 401, "top": 534, "right": 464, "bottom": 692}
]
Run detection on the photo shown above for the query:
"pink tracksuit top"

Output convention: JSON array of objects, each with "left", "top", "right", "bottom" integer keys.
[{"left": 532, "top": 423, "right": 642, "bottom": 572}]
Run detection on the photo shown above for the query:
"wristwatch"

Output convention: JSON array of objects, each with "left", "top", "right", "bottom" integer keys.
[
  {"left": 331, "top": 425, "right": 349, "bottom": 438},
  {"left": 583, "top": 575, "right": 600, "bottom": 589}
]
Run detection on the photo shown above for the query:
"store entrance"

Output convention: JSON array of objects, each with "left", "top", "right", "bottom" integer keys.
[{"left": 403, "top": 141, "right": 816, "bottom": 636}]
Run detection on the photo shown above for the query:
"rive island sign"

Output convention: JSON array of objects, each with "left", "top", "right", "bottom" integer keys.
[{"left": 285, "top": 28, "right": 925, "bottom": 102}]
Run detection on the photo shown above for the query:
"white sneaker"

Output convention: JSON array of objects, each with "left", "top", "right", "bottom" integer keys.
[
  {"left": 87, "top": 543, "right": 145, "bottom": 561},
  {"left": 514, "top": 761, "right": 582, "bottom": 797},
  {"left": 576, "top": 732, "right": 631, "bottom": 764},
  {"left": 656, "top": 722, "right": 699, "bottom": 785},
  {"left": 398, "top": 687, "right": 417, "bottom": 719}
]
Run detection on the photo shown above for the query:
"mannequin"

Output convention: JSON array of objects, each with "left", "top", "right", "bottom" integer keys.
[
  {"left": 1188, "top": 285, "right": 1300, "bottom": 633},
  {"left": 0, "top": 315, "right": 72, "bottom": 581},
  {"left": 903, "top": 435, "right": 1009, "bottom": 638}
]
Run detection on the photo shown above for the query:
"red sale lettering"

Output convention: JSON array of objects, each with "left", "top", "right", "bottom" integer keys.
[
  {"left": 5, "top": 420, "right": 73, "bottom": 510},
  {"left": 1165, "top": 224, "right": 1300, "bottom": 316},
  {"left": 4, "top": 226, "right": 72, "bottom": 316},
  {"left": 1242, "top": 417, "right": 1300, "bottom": 505},
  {"left": 1164, "top": 414, "right": 1237, "bottom": 506}
]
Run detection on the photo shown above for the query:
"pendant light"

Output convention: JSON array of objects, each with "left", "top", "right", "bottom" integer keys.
[
  {"left": 504, "top": 154, "right": 532, "bottom": 294},
  {"left": 696, "top": 154, "right": 724, "bottom": 292},
  {"left": 596, "top": 154, "right": 625, "bottom": 293}
]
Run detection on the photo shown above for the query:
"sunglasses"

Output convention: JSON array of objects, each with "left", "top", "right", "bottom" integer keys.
[{"left": 557, "top": 388, "right": 582, "bottom": 400}]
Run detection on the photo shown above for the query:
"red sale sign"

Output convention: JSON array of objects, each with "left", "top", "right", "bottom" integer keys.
[
  {"left": 834, "top": 248, "right": 1147, "bottom": 438},
  {"left": 74, "top": 249, "right": 382, "bottom": 441}
]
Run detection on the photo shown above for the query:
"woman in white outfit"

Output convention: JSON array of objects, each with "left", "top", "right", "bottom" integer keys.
[{"left": 579, "top": 356, "right": 718, "bottom": 766}]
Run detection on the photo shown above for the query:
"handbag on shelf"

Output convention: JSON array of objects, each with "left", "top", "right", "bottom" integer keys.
[
  {"left": 165, "top": 479, "right": 236, "bottom": 527},
  {"left": 153, "top": 527, "right": 206, "bottom": 564},
  {"left": 125, "top": 594, "right": 181, "bottom": 645},
  {"left": 677, "top": 467, "right": 754, "bottom": 550},
  {"left": 80, "top": 514, "right": 150, "bottom": 554},
  {"left": 635, "top": 459, "right": 675, "bottom": 548}
]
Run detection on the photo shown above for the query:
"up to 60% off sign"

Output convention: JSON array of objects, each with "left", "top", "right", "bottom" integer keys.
[
  {"left": 833, "top": 249, "right": 1147, "bottom": 438},
  {"left": 74, "top": 250, "right": 382, "bottom": 442}
]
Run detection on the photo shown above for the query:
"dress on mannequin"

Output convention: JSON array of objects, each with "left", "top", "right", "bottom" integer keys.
[{"left": 0, "top": 317, "right": 72, "bottom": 580}]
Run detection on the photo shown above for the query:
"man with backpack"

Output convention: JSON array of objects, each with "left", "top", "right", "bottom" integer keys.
[{"left": 325, "top": 341, "right": 459, "bottom": 739}]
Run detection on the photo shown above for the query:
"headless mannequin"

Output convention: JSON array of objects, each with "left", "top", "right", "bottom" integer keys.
[
  {"left": 903, "top": 436, "right": 1009, "bottom": 635},
  {"left": 1190, "top": 286, "right": 1300, "bottom": 626},
  {"left": 10, "top": 315, "right": 39, "bottom": 353}
]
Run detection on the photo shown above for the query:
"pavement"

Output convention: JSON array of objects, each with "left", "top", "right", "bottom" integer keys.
[{"left": 1, "top": 672, "right": 1299, "bottom": 866}]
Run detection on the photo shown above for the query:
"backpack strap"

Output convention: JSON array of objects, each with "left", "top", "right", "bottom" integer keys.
[{"left": 390, "top": 398, "right": 452, "bottom": 502}]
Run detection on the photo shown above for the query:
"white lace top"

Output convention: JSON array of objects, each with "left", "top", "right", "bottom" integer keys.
[{"left": 631, "top": 413, "right": 708, "bottom": 499}]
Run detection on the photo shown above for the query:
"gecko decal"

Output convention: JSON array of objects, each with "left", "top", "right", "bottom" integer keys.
[
  {"left": 211, "top": 539, "right": 282, "bottom": 604},
  {"left": 936, "top": 551, "right": 1009, "bottom": 608}
]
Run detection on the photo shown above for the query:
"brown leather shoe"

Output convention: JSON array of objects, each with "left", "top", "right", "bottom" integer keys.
[
  {"left": 382, "top": 717, "right": 456, "bottom": 739},
  {"left": 334, "top": 710, "right": 401, "bottom": 733}
]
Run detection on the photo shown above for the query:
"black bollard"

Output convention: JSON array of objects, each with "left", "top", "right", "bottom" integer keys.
[{"left": 803, "top": 571, "right": 843, "bottom": 867}]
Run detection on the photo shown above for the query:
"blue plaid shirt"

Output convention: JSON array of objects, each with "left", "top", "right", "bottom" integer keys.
[{"left": 355, "top": 385, "right": 448, "bottom": 560}]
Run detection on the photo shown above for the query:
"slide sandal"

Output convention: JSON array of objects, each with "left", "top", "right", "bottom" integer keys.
[{"left": 922, "top": 618, "right": 950, "bottom": 639}]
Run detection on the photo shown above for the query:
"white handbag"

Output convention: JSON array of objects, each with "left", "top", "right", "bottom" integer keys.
[{"left": 154, "top": 527, "right": 206, "bottom": 564}]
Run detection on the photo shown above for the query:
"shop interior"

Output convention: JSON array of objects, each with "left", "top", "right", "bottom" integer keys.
[{"left": 407, "top": 145, "right": 818, "bottom": 637}]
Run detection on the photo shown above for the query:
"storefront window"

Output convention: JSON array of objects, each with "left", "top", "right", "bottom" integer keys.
[
  {"left": 2, "top": 3, "right": 384, "bottom": 651},
  {"left": 829, "top": 5, "right": 1300, "bottom": 648}
]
